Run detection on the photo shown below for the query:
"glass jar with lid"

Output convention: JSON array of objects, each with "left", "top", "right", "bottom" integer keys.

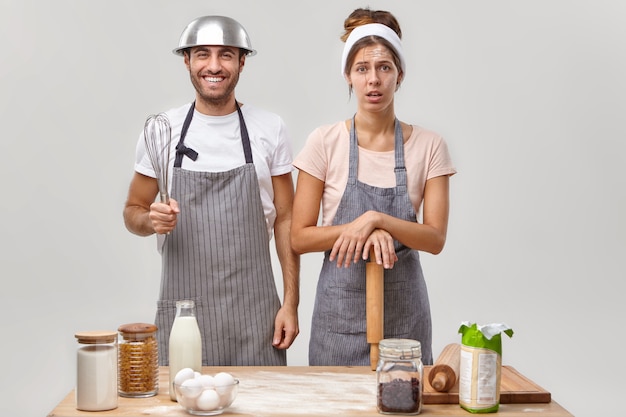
[
  {"left": 376, "top": 338, "right": 423, "bottom": 415},
  {"left": 117, "top": 323, "right": 159, "bottom": 397},
  {"left": 75, "top": 330, "right": 118, "bottom": 411}
]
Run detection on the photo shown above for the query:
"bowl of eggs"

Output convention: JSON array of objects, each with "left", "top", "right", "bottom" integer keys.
[{"left": 173, "top": 368, "right": 239, "bottom": 415}]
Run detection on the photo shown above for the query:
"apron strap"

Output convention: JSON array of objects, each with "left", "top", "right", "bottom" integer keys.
[
  {"left": 347, "top": 116, "right": 359, "bottom": 186},
  {"left": 348, "top": 115, "right": 407, "bottom": 194},
  {"left": 174, "top": 100, "right": 253, "bottom": 168},
  {"left": 236, "top": 102, "right": 253, "bottom": 164},
  {"left": 174, "top": 102, "right": 198, "bottom": 167},
  {"left": 393, "top": 119, "right": 407, "bottom": 195}
]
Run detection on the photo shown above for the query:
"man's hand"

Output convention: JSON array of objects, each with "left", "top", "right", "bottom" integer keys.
[
  {"left": 149, "top": 198, "right": 180, "bottom": 234},
  {"left": 272, "top": 305, "right": 299, "bottom": 349}
]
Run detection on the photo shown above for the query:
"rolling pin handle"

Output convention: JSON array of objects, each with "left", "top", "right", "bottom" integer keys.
[
  {"left": 370, "top": 343, "right": 380, "bottom": 370},
  {"left": 366, "top": 248, "right": 384, "bottom": 371},
  {"left": 431, "top": 371, "right": 448, "bottom": 391},
  {"left": 428, "top": 343, "right": 461, "bottom": 392}
]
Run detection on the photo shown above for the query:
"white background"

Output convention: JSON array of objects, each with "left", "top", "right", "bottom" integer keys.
[{"left": 1, "top": 1, "right": 624, "bottom": 416}]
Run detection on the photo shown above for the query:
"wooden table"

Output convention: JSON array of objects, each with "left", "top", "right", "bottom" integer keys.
[{"left": 48, "top": 366, "right": 574, "bottom": 417}]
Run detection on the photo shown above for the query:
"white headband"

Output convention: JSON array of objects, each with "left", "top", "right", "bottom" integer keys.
[{"left": 340, "top": 23, "right": 405, "bottom": 76}]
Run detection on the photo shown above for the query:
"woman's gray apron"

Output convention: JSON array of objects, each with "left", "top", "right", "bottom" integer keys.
[
  {"left": 309, "top": 117, "right": 433, "bottom": 366},
  {"left": 155, "top": 102, "right": 286, "bottom": 366}
]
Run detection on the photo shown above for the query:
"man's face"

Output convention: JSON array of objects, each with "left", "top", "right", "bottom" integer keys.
[{"left": 184, "top": 45, "right": 244, "bottom": 108}]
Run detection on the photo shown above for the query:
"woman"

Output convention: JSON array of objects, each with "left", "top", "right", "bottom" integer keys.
[{"left": 291, "top": 7, "right": 456, "bottom": 365}]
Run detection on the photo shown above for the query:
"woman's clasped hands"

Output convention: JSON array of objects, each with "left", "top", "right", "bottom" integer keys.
[{"left": 329, "top": 210, "right": 399, "bottom": 269}]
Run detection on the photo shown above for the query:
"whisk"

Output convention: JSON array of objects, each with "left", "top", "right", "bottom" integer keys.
[{"left": 143, "top": 113, "right": 172, "bottom": 204}]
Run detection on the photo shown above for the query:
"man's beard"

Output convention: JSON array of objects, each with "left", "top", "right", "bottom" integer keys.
[{"left": 190, "top": 70, "right": 240, "bottom": 108}]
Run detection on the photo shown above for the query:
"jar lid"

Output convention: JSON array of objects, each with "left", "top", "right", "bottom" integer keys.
[
  {"left": 118, "top": 323, "right": 158, "bottom": 340},
  {"left": 379, "top": 338, "right": 422, "bottom": 359},
  {"left": 75, "top": 330, "right": 117, "bottom": 344}
]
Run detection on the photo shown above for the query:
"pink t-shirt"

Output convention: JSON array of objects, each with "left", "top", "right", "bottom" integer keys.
[{"left": 293, "top": 121, "right": 456, "bottom": 226}]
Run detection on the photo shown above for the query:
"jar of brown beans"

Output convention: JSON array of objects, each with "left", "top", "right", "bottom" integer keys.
[
  {"left": 376, "top": 338, "right": 423, "bottom": 415},
  {"left": 117, "top": 323, "right": 159, "bottom": 398}
]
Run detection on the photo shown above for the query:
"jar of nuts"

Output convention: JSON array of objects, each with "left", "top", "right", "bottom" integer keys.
[{"left": 117, "top": 323, "right": 159, "bottom": 398}]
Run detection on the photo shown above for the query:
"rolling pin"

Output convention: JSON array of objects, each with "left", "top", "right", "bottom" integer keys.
[
  {"left": 428, "top": 343, "right": 461, "bottom": 392},
  {"left": 366, "top": 248, "right": 384, "bottom": 370}
]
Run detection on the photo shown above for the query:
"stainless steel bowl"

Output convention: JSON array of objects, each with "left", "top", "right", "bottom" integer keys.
[{"left": 173, "top": 16, "right": 256, "bottom": 56}]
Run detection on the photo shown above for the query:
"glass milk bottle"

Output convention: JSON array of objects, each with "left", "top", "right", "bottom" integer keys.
[
  {"left": 74, "top": 331, "right": 118, "bottom": 411},
  {"left": 168, "top": 299, "right": 202, "bottom": 401}
]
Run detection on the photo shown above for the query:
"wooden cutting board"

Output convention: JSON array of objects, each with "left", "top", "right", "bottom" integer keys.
[{"left": 424, "top": 365, "right": 551, "bottom": 404}]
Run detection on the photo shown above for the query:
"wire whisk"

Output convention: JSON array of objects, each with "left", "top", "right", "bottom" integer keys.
[{"left": 143, "top": 113, "right": 172, "bottom": 204}]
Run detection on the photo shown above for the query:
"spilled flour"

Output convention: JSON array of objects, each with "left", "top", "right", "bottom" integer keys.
[{"left": 228, "top": 370, "right": 377, "bottom": 415}]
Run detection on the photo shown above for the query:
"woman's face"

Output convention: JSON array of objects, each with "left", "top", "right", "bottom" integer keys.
[{"left": 347, "top": 43, "right": 403, "bottom": 113}]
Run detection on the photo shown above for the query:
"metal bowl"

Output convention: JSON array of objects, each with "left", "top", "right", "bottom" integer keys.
[{"left": 173, "top": 16, "right": 256, "bottom": 56}]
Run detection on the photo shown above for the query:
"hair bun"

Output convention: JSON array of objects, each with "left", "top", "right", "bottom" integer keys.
[{"left": 341, "top": 7, "right": 401, "bottom": 42}]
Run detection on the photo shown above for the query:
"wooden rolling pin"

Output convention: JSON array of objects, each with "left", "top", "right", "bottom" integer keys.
[
  {"left": 428, "top": 343, "right": 461, "bottom": 392},
  {"left": 366, "top": 248, "right": 384, "bottom": 370}
]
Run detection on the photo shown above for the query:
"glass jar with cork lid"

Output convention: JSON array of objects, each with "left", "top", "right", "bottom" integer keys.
[{"left": 117, "top": 323, "right": 159, "bottom": 398}]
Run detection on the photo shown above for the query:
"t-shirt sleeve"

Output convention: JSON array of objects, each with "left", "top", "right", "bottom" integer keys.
[
  {"left": 293, "top": 127, "right": 328, "bottom": 182},
  {"left": 134, "top": 130, "right": 156, "bottom": 178},
  {"left": 270, "top": 116, "right": 295, "bottom": 176},
  {"left": 427, "top": 136, "right": 457, "bottom": 179}
]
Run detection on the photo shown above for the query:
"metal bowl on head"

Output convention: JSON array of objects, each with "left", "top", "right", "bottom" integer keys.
[{"left": 173, "top": 15, "right": 256, "bottom": 56}]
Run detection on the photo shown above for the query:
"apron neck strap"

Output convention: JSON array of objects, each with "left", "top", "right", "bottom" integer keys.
[
  {"left": 348, "top": 116, "right": 407, "bottom": 192},
  {"left": 236, "top": 102, "right": 253, "bottom": 164},
  {"left": 175, "top": 102, "right": 198, "bottom": 167},
  {"left": 174, "top": 100, "right": 253, "bottom": 168}
]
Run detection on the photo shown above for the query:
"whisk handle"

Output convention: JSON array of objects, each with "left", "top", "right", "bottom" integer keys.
[{"left": 157, "top": 192, "right": 171, "bottom": 235}]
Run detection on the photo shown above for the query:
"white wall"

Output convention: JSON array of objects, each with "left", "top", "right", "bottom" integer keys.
[{"left": 1, "top": 1, "right": 624, "bottom": 416}]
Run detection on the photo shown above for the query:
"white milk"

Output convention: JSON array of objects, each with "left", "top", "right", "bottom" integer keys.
[
  {"left": 168, "top": 315, "right": 202, "bottom": 401},
  {"left": 76, "top": 345, "right": 118, "bottom": 411}
]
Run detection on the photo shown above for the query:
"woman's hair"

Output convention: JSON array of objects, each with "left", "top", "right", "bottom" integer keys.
[
  {"left": 341, "top": 8, "right": 403, "bottom": 78},
  {"left": 341, "top": 8, "right": 402, "bottom": 42}
]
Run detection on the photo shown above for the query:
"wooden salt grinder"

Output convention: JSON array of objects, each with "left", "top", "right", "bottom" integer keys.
[
  {"left": 366, "top": 248, "right": 384, "bottom": 370},
  {"left": 428, "top": 343, "right": 461, "bottom": 392}
]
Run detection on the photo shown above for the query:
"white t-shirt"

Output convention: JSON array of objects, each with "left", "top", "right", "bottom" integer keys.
[
  {"left": 135, "top": 102, "right": 294, "bottom": 239},
  {"left": 293, "top": 121, "right": 456, "bottom": 226}
]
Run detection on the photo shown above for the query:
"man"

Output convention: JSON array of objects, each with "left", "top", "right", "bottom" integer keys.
[{"left": 123, "top": 15, "right": 299, "bottom": 366}]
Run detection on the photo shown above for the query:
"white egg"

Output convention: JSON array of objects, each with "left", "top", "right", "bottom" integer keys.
[
  {"left": 180, "top": 378, "right": 203, "bottom": 399},
  {"left": 196, "top": 374, "right": 215, "bottom": 389},
  {"left": 196, "top": 389, "right": 220, "bottom": 411},
  {"left": 214, "top": 372, "right": 236, "bottom": 395},
  {"left": 218, "top": 387, "right": 234, "bottom": 407},
  {"left": 178, "top": 393, "right": 196, "bottom": 409},
  {"left": 214, "top": 372, "right": 234, "bottom": 386},
  {"left": 174, "top": 367, "right": 196, "bottom": 386},
  {"left": 194, "top": 371, "right": 202, "bottom": 378}
]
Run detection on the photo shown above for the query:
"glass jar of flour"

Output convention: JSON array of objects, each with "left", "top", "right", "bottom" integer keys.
[{"left": 74, "top": 330, "right": 118, "bottom": 411}]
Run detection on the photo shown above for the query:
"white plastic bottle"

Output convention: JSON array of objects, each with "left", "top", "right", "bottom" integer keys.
[{"left": 168, "top": 300, "right": 202, "bottom": 401}]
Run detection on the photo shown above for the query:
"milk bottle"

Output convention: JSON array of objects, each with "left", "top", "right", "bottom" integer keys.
[{"left": 168, "top": 299, "right": 202, "bottom": 401}]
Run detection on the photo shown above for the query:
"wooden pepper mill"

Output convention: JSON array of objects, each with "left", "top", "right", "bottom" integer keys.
[
  {"left": 366, "top": 248, "right": 384, "bottom": 370},
  {"left": 428, "top": 343, "right": 461, "bottom": 392}
]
